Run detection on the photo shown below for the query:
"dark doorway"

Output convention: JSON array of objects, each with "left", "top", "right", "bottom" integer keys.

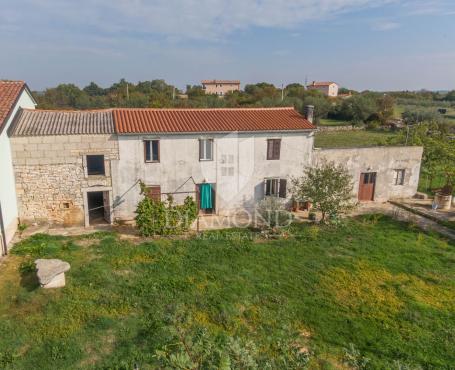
[
  {"left": 359, "top": 172, "right": 376, "bottom": 201},
  {"left": 196, "top": 183, "right": 216, "bottom": 214},
  {"left": 87, "top": 191, "right": 109, "bottom": 225}
]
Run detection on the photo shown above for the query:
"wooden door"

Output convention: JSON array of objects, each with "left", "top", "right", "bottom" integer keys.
[
  {"left": 103, "top": 191, "right": 111, "bottom": 223},
  {"left": 358, "top": 172, "right": 376, "bottom": 201}
]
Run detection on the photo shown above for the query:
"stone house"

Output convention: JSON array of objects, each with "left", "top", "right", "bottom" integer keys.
[
  {"left": 307, "top": 81, "right": 339, "bottom": 97},
  {"left": 201, "top": 80, "right": 241, "bottom": 96},
  {"left": 0, "top": 81, "right": 36, "bottom": 252},
  {"left": 9, "top": 109, "right": 119, "bottom": 227},
  {"left": 313, "top": 147, "right": 423, "bottom": 202},
  {"left": 111, "top": 107, "right": 314, "bottom": 222},
  {"left": 6, "top": 105, "right": 424, "bottom": 229}
]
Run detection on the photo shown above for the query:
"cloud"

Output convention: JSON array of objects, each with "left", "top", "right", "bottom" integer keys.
[
  {"left": 402, "top": 0, "right": 455, "bottom": 16},
  {"left": 371, "top": 21, "right": 400, "bottom": 31},
  {"left": 13, "top": 0, "right": 398, "bottom": 40}
]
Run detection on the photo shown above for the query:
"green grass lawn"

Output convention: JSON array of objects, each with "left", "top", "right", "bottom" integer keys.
[
  {"left": 319, "top": 118, "right": 352, "bottom": 127},
  {"left": 1, "top": 216, "right": 455, "bottom": 369},
  {"left": 314, "top": 130, "right": 399, "bottom": 148}
]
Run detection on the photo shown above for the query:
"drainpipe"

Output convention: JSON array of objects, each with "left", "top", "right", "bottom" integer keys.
[{"left": 0, "top": 202, "right": 8, "bottom": 256}]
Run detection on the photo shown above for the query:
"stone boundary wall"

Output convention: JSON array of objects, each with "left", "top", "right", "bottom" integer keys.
[
  {"left": 316, "top": 125, "right": 365, "bottom": 132},
  {"left": 10, "top": 134, "right": 119, "bottom": 225}
]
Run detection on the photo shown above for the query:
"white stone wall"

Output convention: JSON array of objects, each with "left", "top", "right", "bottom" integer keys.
[
  {"left": 10, "top": 134, "right": 119, "bottom": 225},
  {"left": 0, "top": 90, "right": 36, "bottom": 245},
  {"left": 112, "top": 131, "right": 314, "bottom": 221},
  {"left": 313, "top": 146, "right": 423, "bottom": 202}
]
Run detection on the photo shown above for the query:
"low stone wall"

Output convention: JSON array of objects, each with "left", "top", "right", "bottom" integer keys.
[
  {"left": 11, "top": 134, "right": 119, "bottom": 225},
  {"left": 316, "top": 125, "right": 364, "bottom": 132}
]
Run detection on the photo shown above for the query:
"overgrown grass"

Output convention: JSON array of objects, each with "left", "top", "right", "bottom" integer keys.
[
  {"left": 319, "top": 118, "right": 352, "bottom": 127},
  {"left": 1, "top": 216, "right": 455, "bottom": 369},
  {"left": 314, "top": 129, "right": 399, "bottom": 148}
]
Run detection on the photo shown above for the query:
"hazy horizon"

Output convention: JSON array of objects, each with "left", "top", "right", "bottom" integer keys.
[{"left": 1, "top": 0, "right": 454, "bottom": 92}]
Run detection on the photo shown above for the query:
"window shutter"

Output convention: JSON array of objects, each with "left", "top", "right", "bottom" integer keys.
[
  {"left": 267, "top": 140, "right": 273, "bottom": 160},
  {"left": 144, "top": 141, "right": 151, "bottom": 162},
  {"left": 279, "top": 179, "right": 287, "bottom": 198},
  {"left": 152, "top": 140, "right": 160, "bottom": 162},
  {"left": 199, "top": 139, "right": 204, "bottom": 160},
  {"left": 273, "top": 140, "right": 281, "bottom": 160},
  {"left": 147, "top": 186, "right": 161, "bottom": 201},
  {"left": 265, "top": 179, "right": 270, "bottom": 196},
  {"left": 206, "top": 139, "right": 213, "bottom": 160}
]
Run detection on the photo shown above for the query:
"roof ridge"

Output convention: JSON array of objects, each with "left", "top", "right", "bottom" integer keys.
[
  {"left": 0, "top": 80, "right": 25, "bottom": 84},
  {"left": 23, "top": 108, "right": 114, "bottom": 113},
  {"left": 113, "top": 107, "right": 296, "bottom": 111}
]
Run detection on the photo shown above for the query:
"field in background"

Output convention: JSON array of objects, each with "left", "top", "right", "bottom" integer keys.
[
  {"left": 318, "top": 118, "right": 352, "bottom": 127},
  {"left": 1, "top": 216, "right": 454, "bottom": 369},
  {"left": 314, "top": 129, "right": 398, "bottom": 148}
]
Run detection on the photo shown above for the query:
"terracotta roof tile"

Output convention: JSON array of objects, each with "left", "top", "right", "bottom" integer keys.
[
  {"left": 10, "top": 109, "right": 115, "bottom": 136},
  {"left": 113, "top": 107, "right": 314, "bottom": 134},
  {"left": 309, "top": 81, "right": 336, "bottom": 87},
  {"left": 201, "top": 80, "right": 240, "bottom": 84},
  {"left": 0, "top": 81, "right": 26, "bottom": 132}
]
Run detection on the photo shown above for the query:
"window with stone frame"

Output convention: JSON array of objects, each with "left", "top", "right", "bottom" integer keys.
[
  {"left": 394, "top": 169, "right": 405, "bottom": 185},
  {"left": 86, "top": 155, "right": 105, "bottom": 176}
]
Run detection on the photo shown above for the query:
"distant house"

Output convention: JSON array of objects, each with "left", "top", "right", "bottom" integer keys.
[
  {"left": 0, "top": 81, "right": 36, "bottom": 252},
  {"left": 307, "top": 81, "right": 339, "bottom": 97},
  {"left": 201, "top": 80, "right": 240, "bottom": 97}
]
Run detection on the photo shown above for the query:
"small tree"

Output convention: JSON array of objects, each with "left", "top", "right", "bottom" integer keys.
[
  {"left": 257, "top": 197, "right": 293, "bottom": 228},
  {"left": 291, "top": 161, "right": 354, "bottom": 222}
]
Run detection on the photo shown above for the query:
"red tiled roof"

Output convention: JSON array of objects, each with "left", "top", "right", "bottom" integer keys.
[
  {"left": 113, "top": 107, "right": 315, "bottom": 134},
  {"left": 309, "top": 81, "right": 336, "bottom": 87},
  {"left": 0, "top": 81, "right": 26, "bottom": 132},
  {"left": 201, "top": 80, "right": 240, "bottom": 85}
]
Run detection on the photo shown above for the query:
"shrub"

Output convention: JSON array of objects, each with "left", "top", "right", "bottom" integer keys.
[
  {"left": 256, "top": 197, "right": 293, "bottom": 228},
  {"left": 135, "top": 181, "right": 198, "bottom": 236},
  {"left": 291, "top": 161, "right": 354, "bottom": 222},
  {"left": 19, "top": 259, "right": 36, "bottom": 274}
]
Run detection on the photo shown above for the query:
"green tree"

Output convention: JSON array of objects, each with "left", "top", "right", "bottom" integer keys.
[
  {"left": 333, "top": 94, "right": 376, "bottom": 124},
  {"left": 444, "top": 90, "right": 455, "bottom": 101},
  {"left": 83, "top": 82, "right": 105, "bottom": 97},
  {"left": 376, "top": 95, "right": 395, "bottom": 125},
  {"left": 291, "top": 161, "right": 354, "bottom": 222}
]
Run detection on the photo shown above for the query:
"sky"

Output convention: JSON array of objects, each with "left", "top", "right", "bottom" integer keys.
[{"left": 1, "top": 0, "right": 454, "bottom": 92}]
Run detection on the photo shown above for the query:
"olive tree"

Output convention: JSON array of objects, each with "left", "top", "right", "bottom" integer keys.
[{"left": 291, "top": 161, "right": 354, "bottom": 222}]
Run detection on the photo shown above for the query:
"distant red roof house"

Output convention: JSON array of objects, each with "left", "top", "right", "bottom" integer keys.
[
  {"left": 201, "top": 80, "right": 241, "bottom": 96},
  {"left": 0, "top": 81, "right": 29, "bottom": 133},
  {"left": 113, "top": 107, "right": 314, "bottom": 134},
  {"left": 307, "top": 81, "right": 339, "bottom": 97}
]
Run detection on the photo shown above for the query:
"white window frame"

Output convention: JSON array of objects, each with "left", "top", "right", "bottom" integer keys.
[
  {"left": 199, "top": 138, "right": 214, "bottom": 161},
  {"left": 264, "top": 178, "right": 287, "bottom": 198}
]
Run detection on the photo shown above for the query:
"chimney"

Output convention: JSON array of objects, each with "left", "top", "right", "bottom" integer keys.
[{"left": 304, "top": 105, "right": 314, "bottom": 124}]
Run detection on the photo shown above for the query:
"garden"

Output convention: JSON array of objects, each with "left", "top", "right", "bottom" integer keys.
[{"left": 1, "top": 215, "right": 454, "bottom": 369}]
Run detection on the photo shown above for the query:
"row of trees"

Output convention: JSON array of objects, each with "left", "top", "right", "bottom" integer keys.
[{"left": 35, "top": 79, "right": 403, "bottom": 125}]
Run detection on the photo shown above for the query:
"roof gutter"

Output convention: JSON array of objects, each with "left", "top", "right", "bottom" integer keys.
[{"left": 116, "top": 129, "right": 315, "bottom": 136}]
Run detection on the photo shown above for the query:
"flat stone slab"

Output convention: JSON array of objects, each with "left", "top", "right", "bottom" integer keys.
[{"left": 35, "top": 259, "right": 70, "bottom": 288}]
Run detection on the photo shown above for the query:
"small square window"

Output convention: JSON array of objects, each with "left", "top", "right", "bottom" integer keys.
[
  {"left": 145, "top": 140, "right": 160, "bottom": 162},
  {"left": 394, "top": 169, "right": 405, "bottom": 185},
  {"left": 86, "top": 155, "right": 105, "bottom": 176}
]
